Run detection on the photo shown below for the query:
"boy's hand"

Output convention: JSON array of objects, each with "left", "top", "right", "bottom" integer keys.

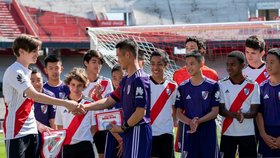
[
  {"left": 109, "top": 122, "right": 123, "bottom": 133},
  {"left": 38, "top": 122, "right": 53, "bottom": 134},
  {"left": 72, "top": 103, "right": 85, "bottom": 115},
  {"left": 236, "top": 110, "right": 244, "bottom": 123},
  {"left": 187, "top": 117, "right": 199, "bottom": 134},
  {"left": 64, "top": 100, "right": 80, "bottom": 112},
  {"left": 262, "top": 133, "right": 277, "bottom": 149}
]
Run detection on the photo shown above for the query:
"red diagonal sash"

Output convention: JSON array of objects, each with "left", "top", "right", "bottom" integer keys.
[
  {"left": 255, "top": 69, "right": 268, "bottom": 84},
  {"left": 93, "top": 80, "right": 108, "bottom": 101},
  {"left": 150, "top": 82, "right": 176, "bottom": 125},
  {"left": 222, "top": 83, "right": 255, "bottom": 134},
  {"left": 64, "top": 101, "right": 90, "bottom": 145}
]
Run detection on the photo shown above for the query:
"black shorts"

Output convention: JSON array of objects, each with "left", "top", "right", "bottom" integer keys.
[
  {"left": 220, "top": 135, "right": 257, "bottom": 158},
  {"left": 5, "top": 134, "right": 39, "bottom": 158},
  {"left": 151, "top": 133, "right": 174, "bottom": 158},
  {"left": 62, "top": 141, "right": 95, "bottom": 158},
  {"left": 94, "top": 131, "right": 107, "bottom": 154}
]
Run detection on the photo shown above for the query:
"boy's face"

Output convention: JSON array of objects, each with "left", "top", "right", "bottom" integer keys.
[
  {"left": 112, "top": 70, "right": 123, "bottom": 89},
  {"left": 31, "top": 72, "right": 43, "bottom": 92},
  {"left": 68, "top": 79, "right": 85, "bottom": 97},
  {"left": 150, "top": 56, "right": 166, "bottom": 79},
  {"left": 44, "top": 62, "right": 63, "bottom": 81},
  {"left": 226, "top": 57, "right": 244, "bottom": 77},
  {"left": 185, "top": 41, "right": 199, "bottom": 54},
  {"left": 266, "top": 54, "right": 280, "bottom": 76},
  {"left": 245, "top": 47, "right": 264, "bottom": 65},
  {"left": 116, "top": 48, "right": 129, "bottom": 70},
  {"left": 20, "top": 47, "right": 40, "bottom": 64},
  {"left": 185, "top": 57, "right": 202, "bottom": 76},
  {"left": 84, "top": 57, "right": 102, "bottom": 75}
]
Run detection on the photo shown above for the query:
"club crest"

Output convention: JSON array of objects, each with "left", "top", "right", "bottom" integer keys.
[
  {"left": 59, "top": 92, "right": 66, "bottom": 99},
  {"left": 166, "top": 88, "right": 171, "bottom": 96},
  {"left": 244, "top": 88, "right": 250, "bottom": 96},
  {"left": 264, "top": 71, "right": 269, "bottom": 78},
  {"left": 127, "top": 85, "right": 131, "bottom": 95},
  {"left": 202, "top": 91, "right": 209, "bottom": 100},
  {"left": 41, "top": 105, "right": 48, "bottom": 114}
]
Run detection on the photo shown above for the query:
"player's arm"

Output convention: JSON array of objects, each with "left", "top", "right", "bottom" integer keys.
[
  {"left": 49, "top": 119, "right": 56, "bottom": 130},
  {"left": 127, "top": 107, "right": 145, "bottom": 127},
  {"left": 25, "top": 87, "right": 78, "bottom": 111},
  {"left": 172, "top": 105, "right": 178, "bottom": 126},
  {"left": 83, "top": 96, "right": 116, "bottom": 111},
  {"left": 219, "top": 103, "right": 237, "bottom": 118},
  {"left": 242, "top": 104, "right": 259, "bottom": 118},
  {"left": 176, "top": 108, "right": 191, "bottom": 125},
  {"left": 198, "top": 106, "right": 219, "bottom": 124},
  {"left": 90, "top": 125, "right": 97, "bottom": 136}
]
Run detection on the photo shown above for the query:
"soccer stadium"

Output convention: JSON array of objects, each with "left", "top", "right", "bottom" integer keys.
[{"left": 1, "top": 0, "right": 280, "bottom": 157}]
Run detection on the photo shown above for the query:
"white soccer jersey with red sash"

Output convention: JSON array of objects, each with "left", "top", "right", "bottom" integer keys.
[
  {"left": 82, "top": 76, "right": 113, "bottom": 101},
  {"left": 150, "top": 78, "right": 177, "bottom": 136},
  {"left": 55, "top": 98, "right": 96, "bottom": 145},
  {"left": 243, "top": 64, "right": 269, "bottom": 84},
  {"left": 3, "top": 62, "right": 37, "bottom": 139},
  {"left": 219, "top": 77, "right": 260, "bottom": 136}
]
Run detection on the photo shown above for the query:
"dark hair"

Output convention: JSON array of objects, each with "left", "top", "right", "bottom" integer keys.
[
  {"left": 245, "top": 35, "right": 265, "bottom": 52},
  {"left": 138, "top": 49, "right": 145, "bottom": 61},
  {"left": 30, "top": 67, "right": 40, "bottom": 75},
  {"left": 12, "top": 34, "right": 42, "bottom": 57},
  {"left": 111, "top": 64, "right": 122, "bottom": 74},
  {"left": 185, "top": 36, "right": 206, "bottom": 50},
  {"left": 227, "top": 50, "right": 246, "bottom": 64},
  {"left": 185, "top": 50, "right": 203, "bottom": 63},
  {"left": 267, "top": 48, "right": 280, "bottom": 62},
  {"left": 150, "top": 49, "right": 170, "bottom": 66},
  {"left": 83, "top": 50, "right": 104, "bottom": 67},
  {"left": 64, "top": 67, "right": 88, "bottom": 88},
  {"left": 44, "top": 54, "right": 62, "bottom": 67},
  {"left": 115, "top": 38, "right": 138, "bottom": 58}
]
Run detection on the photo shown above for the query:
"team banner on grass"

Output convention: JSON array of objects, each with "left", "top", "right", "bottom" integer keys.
[
  {"left": 41, "top": 130, "right": 66, "bottom": 158},
  {"left": 95, "top": 109, "right": 124, "bottom": 131}
]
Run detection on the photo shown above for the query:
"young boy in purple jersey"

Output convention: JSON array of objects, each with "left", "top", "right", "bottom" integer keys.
[
  {"left": 175, "top": 51, "right": 220, "bottom": 158},
  {"left": 257, "top": 48, "right": 280, "bottom": 157},
  {"left": 43, "top": 55, "right": 70, "bottom": 102},
  {"left": 104, "top": 64, "right": 124, "bottom": 158},
  {"left": 31, "top": 68, "right": 56, "bottom": 129},
  {"left": 78, "top": 38, "right": 152, "bottom": 158}
]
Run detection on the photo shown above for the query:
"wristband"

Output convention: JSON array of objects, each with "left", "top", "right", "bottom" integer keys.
[{"left": 121, "top": 121, "right": 130, "bottom": 132}]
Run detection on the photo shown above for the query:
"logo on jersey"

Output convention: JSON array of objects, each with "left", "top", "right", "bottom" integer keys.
[
  {"left": 63, "top": 109, "right": 68, "bottom": 113},
  {"left": 186, "top": 94, "right": 191, "bottom": 100},
  {"left": 41, "top": 105, "right": 48, "bottom": 114},
  {"left": 100, "top": 85, "right": 105, "bottom": 92},
  {"left": 202, "top": 91, "right": 209, "bottom": 100},
  {"left": 127, "top": 85, "right": 131, "bottom": 95},
  {"left": 278, "top": 92, "right": 280, "bottom": 100},
  {"left": 59, "top": 92, "right": 66, "bottom": 99},
  {"left": 135, "top": 87, "right": 144, "bottom": 98},
  {"left": 264, "top": 94, "right": 269, "bottom": 99},
  {"left": 17, "top": 73, "right": 26, "bottom": 84},
  {"left": 215, "top": 91, "right": 220, "bottom": 101},
  {"left": 176, "top": 92, "right": 181, "bottom": 100},
  {"left": 244, "top": 88, "right": 250, "bottom": 96},
  {"left": 225, "top": 90, "right": 230, "bottom": 93},
  {"left": 264, "top": 71, "right": 269, "bottom": 78},
  {"left": 166, "top": 88, "right": 172, "bottom": 96}
]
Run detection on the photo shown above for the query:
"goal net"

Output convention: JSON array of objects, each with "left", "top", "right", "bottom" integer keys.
[{"left": 87, "top": 21, "right": 280, "bottom": 80}]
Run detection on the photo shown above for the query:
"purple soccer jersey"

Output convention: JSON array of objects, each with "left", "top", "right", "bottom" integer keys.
[
  {"left": 34, "top": 88, "right": 56, "bottom": 127},
  {"left": 111, "top": 69, "right": 150, "bottom": 124},
  {"left": 259, "top": 80, "right": 280, "bottom": 126},
  {"left": 175, "top": 78, "right": 220, "bottom": 118},
  {"left": 43, "top": 82, "right": 70, "bottom": 99},
  {"left": 110, "top": 69, "right": 152, "bottom": 158}
]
